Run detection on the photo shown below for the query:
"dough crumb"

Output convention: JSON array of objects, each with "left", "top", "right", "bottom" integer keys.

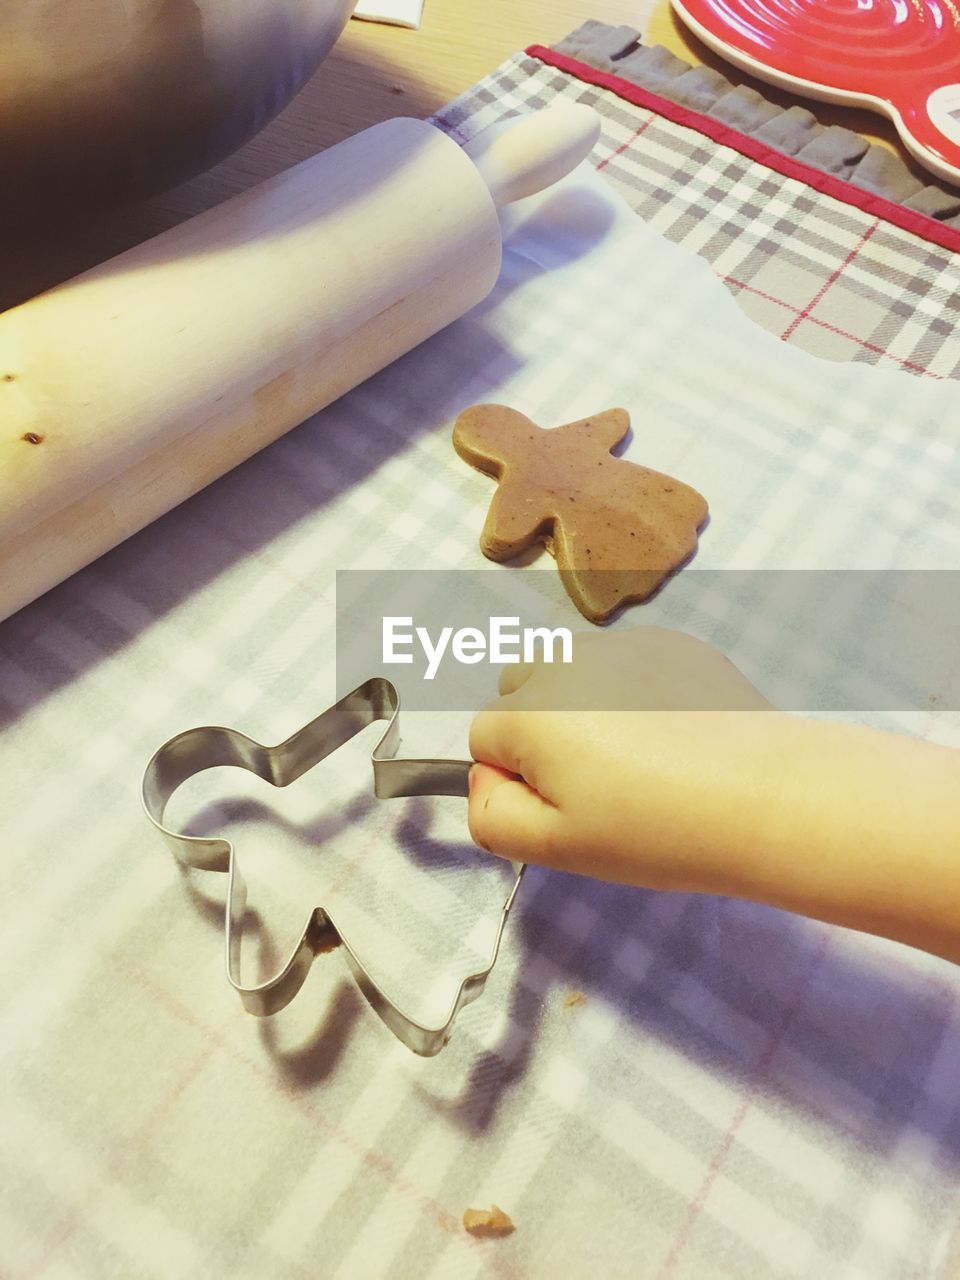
[
  {"left": 463, "top": 1205, "right": 515, "bottom": 1237},
  {"left": 564, "top": 990, "right": 587, "bottom": 1009}
]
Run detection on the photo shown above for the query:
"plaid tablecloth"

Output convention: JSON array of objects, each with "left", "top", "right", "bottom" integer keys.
[{"left": 3, "top": 41, "right": 960, "bottom": 1280}]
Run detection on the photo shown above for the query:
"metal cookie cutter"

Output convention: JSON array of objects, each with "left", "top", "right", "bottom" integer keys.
[{"left": 142, "top": 677, "right": 525, "bottom": 1057}]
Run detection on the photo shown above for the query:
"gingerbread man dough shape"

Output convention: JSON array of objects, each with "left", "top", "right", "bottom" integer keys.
[{"left": 453, "top": 404, "right": 708, "bottom": 623}]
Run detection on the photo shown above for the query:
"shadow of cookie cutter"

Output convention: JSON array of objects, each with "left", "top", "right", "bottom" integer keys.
[{"left": 141, "top": 676, "right": 525, "bottom": 1057}]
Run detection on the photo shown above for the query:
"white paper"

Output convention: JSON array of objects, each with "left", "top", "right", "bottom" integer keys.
[{"left": 352, "top": 0, "right": 423, "bottom": 28}]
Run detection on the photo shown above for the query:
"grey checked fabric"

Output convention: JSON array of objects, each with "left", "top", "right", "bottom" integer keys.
[
  {"left": 2, "top": 42, "right": 960, "bottom": 1280},
  {"left": 437, "top": 48, "right": 960, "bottom": 380}
]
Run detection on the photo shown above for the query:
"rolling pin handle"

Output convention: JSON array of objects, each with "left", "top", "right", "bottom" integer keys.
[{"left": 463, "top": 102, "right": 602, "bottom": 208}]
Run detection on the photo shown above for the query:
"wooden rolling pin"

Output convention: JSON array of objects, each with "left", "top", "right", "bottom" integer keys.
[{"left": 0, "top": 104, "right": 600, "bottom": 622}]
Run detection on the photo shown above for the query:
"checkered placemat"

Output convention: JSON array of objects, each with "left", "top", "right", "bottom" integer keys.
[
  {"left": 437, "top": 42, "right": 960, "bottom": 381},
  {"left": 2, "top": 39, "right": 960, "bottom": 1280}
]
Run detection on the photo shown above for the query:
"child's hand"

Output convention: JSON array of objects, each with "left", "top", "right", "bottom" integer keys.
[
  {"left": 468, "top": 626, "right": 960, "bottom": 964},
  {"left": 468, "top": 627, "right": 776, "bottom": 893}
]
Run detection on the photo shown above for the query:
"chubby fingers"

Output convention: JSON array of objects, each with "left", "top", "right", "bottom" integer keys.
[
  {"left": 469, "top": 695, "right": 561, "bottom": 862},
  {"left": 467, "top": 762, "right": 558, "bottom": 863},
  {"left": 470, "top": 696, "right": 534, "bottom": 781}
]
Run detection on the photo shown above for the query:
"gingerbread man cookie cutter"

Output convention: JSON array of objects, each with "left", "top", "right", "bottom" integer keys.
[{"left": 141, "top": 677, "right": 525, "bottom": 1057}]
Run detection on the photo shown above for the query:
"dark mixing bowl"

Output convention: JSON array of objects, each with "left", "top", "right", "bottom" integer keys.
[{"left": 1, "top": 0, "right": 356, "bottom": 225}]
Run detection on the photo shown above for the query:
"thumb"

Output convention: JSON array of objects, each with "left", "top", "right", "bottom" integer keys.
[{"left": 467, "top": 762, "right": 558, "bottom": 864}]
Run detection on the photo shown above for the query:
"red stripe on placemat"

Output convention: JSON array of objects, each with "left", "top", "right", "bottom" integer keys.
[
  {"left": 722, "top": 274, "right": 939, "bottom": 375},
  {"left": 780, "top": 219, "right": 878, "bottom": 341},
  {"left": 596, "top": 117, "right": 653, "bottom": 171},
  {"left": 526, "top": 44, "right": 960, "bottom": 256}
]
